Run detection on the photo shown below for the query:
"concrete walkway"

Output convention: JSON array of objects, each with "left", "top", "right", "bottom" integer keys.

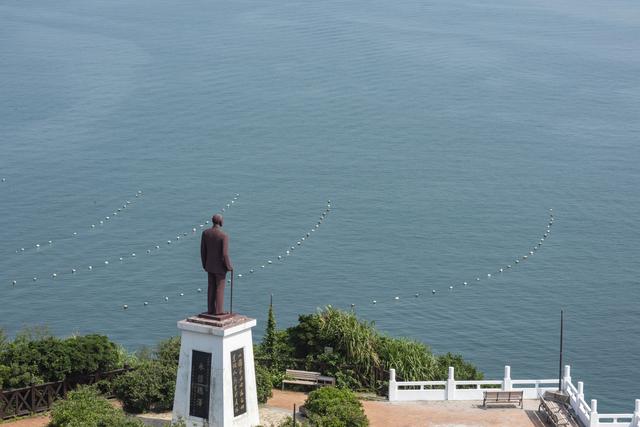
[{"left": 1, "top": 390, "right": 549, "bottom": 427}]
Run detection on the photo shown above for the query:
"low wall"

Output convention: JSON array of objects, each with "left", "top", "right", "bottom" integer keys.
[{"left": 388, "top": 365, "right": 640, "bottom": 427}]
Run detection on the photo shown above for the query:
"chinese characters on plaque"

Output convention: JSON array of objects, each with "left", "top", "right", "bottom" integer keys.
[
  {"left": 231, "top": 348, "right": 247, "bottom": 416},
  {"left": 189, "top": 350, "right": 212, "bottom": 419}
]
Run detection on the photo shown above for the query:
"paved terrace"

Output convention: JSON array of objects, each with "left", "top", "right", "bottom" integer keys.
[{"left": 268, "top": 390, "right": 549, "bottom": 427}]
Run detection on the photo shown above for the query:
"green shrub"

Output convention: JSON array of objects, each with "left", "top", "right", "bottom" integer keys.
[
  {"left": 255, "top": 364, "right": 273, "bottom": 404},
  {"left": 376, "top": 336, "right": 438, "bottom": 381},
  {"left": 304, "top": 387, "right": 368, "bottom": 427},
  {"left": 113, "top": 360, "right": 176, "bottom": 413},
  {"left": 49, "top": 385, "right": 144, "bottom": 427},
  {"left": 156, "top": 337, "right": 180, "bottom": 367},
  {"left": 436, "top": 352, "right": 483, "bottom": 381}
]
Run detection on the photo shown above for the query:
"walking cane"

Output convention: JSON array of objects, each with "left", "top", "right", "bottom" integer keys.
[{"left": 229, "top": 271, "right": 234, "bottom": 315}]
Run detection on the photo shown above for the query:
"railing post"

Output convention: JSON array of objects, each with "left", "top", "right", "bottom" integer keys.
[
  {"left": 563, "top": 365, "right": 571, "bottom": 393},
  {"left": 633, "top": 399, "right": 640, "bottom": 425},
  {"left": 446, "top": 367, "right": 456, "bottom": 400},
  {"left": 503, "top": 365, "right": 512, "bottom": 391},
  {"left": 388, "top": 369, "right": 397, "bottom": 402},
  {"left": 30, "top": 383, "right": 35, "bottom": 413},
  {"left": 576, "top": 381, "right": 584, "bottom": 408},
  {"left": 589, "top": 399, "right": 599, "bottom": 427}
]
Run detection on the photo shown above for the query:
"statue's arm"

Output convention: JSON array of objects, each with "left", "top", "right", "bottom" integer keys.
[
  {"left": 223, "top": 234, "right": 233, "bottom": 272},
  {"left": 200, "top": 233, "right": 207, "bottom": 270}
]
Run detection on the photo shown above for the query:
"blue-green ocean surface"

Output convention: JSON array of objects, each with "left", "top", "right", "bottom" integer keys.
[{"left": 1, "top": 0, "right": 638, "bottom": 412}]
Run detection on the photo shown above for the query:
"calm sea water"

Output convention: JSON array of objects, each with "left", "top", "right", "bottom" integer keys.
[{"left": 1, "top": 0, "right": 639, "bottom": 412}]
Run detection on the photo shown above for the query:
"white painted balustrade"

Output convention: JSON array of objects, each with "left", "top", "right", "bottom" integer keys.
[{"left": 389, "top": 365, "right": 640, "bottom": 427}]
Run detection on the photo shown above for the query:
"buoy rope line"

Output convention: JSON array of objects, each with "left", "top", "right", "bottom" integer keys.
[
  {"left": 121, "top": 200, "right": 332, "bottom": 310},
  {"left": 10, "top": 190, "right": 145, "bottom": 257},
  {"left": 363, "top": 209, "right": 555, "bottom": 309},
  {"left": 5, "top": 193, "right": 240, "bottom": 288}
]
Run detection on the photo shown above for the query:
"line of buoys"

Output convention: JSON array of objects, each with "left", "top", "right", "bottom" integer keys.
[
  {"left": 365, "top": 209, "right": 554, "bottom": 306},
  {"left": 121, "top": 199, "right": 331, "bottom": 309},
  {"left": 7, "top": 194, "right": 240, "bottom": 289},
  {"left": 12, "top": 191, "right": 144, "bottom": 257}
]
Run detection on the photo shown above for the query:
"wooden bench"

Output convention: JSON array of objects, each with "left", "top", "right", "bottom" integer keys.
[
  {"left": 539, "top": 392, "right": 577, "bottom": 426},
  {"left": 281, "top": 369, "right": 323, "bottom": 390},
  {"left": 483, "top": 391, "right": 524, "bottom": 408}
]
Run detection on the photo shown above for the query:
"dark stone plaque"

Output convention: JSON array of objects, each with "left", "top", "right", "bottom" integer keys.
[
  {"left": 189, "top": 350, "right": 212, "bottom": 419},
  {"left": 231, "top": 348, "right": 246, "bottom": 417}
]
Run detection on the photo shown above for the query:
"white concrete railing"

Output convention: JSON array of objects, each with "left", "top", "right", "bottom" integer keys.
[{"left": 389, "top": 365, "right": 640, "bottom": 427}]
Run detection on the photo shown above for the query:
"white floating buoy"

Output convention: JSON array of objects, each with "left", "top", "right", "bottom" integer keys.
[
  {"left": 200, "top": 224, "right": 204, "bottom": 228},
  {"left": 91, "top": 224, "right": 95, "bottom": 228},
  {"left": 205, "top": 220, "right": 210, "bottom": 224},
  {"left": 487, "top": 273, "right": 491, "bottom": 278},
  {"left": 268, "top": 260, "right": 272, "bottom": 264},
  {"left": 88, "top": 266, "right": 93, "bottom": 270},
  {"left": 119, "top": 257, "right": 123, "bottom": 261},
  {"left": 72, "top": 269, "right": 76, "bottom": 273},
  {"left": 523, "top": 255, "right": 528, "bottom": 259},
  {"left": 192, "top": 228, "right": 197, "bottom": 232},
  {"left": 105, "top": 217, "right": 110, "bottom": 220},
  {"left": 529, "top": 251, "right": 534, "bottom": 255},
  {"left": 33, "top": 277, "right": 37, "bottom": 281},
  {"left": 52, "top": 273, "right": 57, "bottom": 278},
  {"left": 180, "top": 293, "right": 184, "bottom": 296},
  {"left": 286, "top": 250, "right": 290, "bottom": 255},
  {"left": 476, "top": 277, "right": 480, "bottom": 281},
  {"left": 167, "top": 240, "right": 171, "bottom": 244},
  {"left": 297, "top": 241, "right": 301, "bottom": 245},
  {"left": 432, "top": 290, "right": 436, "bottom": 294},
  {"left": 449, "top": 286, "right": 453, "bottom": 290},
  {"left": 176, "top": 236, "right": 180, "bottom": 240},
  {"left": 394, "top": 296, "right": 400, "bottom": 300},
  {"left": 73, "top": 232, "right": 77, "bottom": 236},
  {"left": 131, "top": 253, "right": 136, "bottom": 257},
  {"left": 463, "top": 282, "right": 468, "bottom": 286},
  {"left": 507, "top": 265, "right": 512, "bottom": 268},
  {"left": 164, "top": 296, "right": 169, "bottom": 301},
  {"left": 250, "top": 269, "right": 254, "bottom": 273},
  {"left": 415, "top": 293, "right": 419, "bottom": 297},
  {"left": 36, "top": 244, "right": 40, "bottom": 248},
  {"left": 123, "top": 305, "right": 128, "bottom": 310},
  {"left": 372, "top": 300, "right": 377, "bottom": 304},
  {"left": 499, "top": 268, "right": 503, "bottom": 272},
  {"left": 20, "top": 248, "right": 25, "bottom": 251},
  {"left": 104, "top": 261, "right": 109, "bottom": 265},
  {"left": 156, "top": 245, "right": 160, "bottom": 249},
  {"left": 146, "top": 250, "right": 151, "bottom": 254},
  {"left": 100, "top": 220, "right": 103, "bottom": 224},
  {"left": 277, "top": 255, "right": 282, "bottom": 260},
  {"left": 238, "top": 274, "right": 243, "bottom": 278},
  {"left": 12, "top": 280, "right": 17, "bottom": 285},
  {"left": 306, "top": 233, "right": 310, "bottom": 237},
  {"left": 144, "top": 302, "right": 148, "bottom": 306},
  {"left": 261, "top": 265, "right": 265, "bottom": 268},
  {"left": 197, "top": 288, "right": 202, "bottom": 292},
  {"left": 515, "top": 260, "right": 520, "bottom": 264}
]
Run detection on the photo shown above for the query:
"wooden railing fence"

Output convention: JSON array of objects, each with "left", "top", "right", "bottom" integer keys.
[{"left": 0, "top": 367, "right": 133, "bottom": 420}]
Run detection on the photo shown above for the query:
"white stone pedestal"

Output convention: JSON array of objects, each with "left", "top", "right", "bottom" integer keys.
[{"left": 172, "top": 314, "right": 260, "bottom": 427}]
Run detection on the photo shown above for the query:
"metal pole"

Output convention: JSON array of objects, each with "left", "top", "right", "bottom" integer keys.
[
  {"left": 229, "top": 271, "right": 234, "bottom": 315},
  {"left": 293, "top": 403, "right": 296, "bottom": 427},
  {"left": 559, "top": 309, "right": 564, "bottom": 391}
]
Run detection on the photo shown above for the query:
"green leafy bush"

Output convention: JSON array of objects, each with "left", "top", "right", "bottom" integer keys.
[
  {"left": 376, "top": 336, "right": 438, "bottom": 381},
  {"left": 113, "top": 360, "right": 176, "bottom": 413},
  {"left": 49, "top": 385, "right": 144, "bottom": 427},
  {"left": 255, "top": 363, "right": 273, "bottom": 404},
  {"left": 304, "top": 387, "right": 368, "bottom": 427},
  {"left": 0, "top": 331, "right": 124, "bottom": 389},
  {"left": 436, "top": 352, "right": 483, "bottom": 381}
]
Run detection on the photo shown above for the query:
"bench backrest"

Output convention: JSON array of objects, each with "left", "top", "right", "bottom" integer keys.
[
  {"left": 286, "top": 369, "right": 321, "bottom": 381},
  {"left": 485, "top": 391, "right": 524, "bottom": 399}
]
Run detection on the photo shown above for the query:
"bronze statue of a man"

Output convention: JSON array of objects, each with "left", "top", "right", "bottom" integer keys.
[{"left": 200, "top": 214, "right": 233, "bottom": 315}]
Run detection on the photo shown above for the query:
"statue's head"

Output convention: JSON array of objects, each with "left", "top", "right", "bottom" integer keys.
[{"left": 212, "top": 214, "right": 224, "bottom": 226}]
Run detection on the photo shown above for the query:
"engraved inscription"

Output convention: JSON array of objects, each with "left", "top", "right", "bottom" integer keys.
[
  {"left": 231, "top": 348, "right": 246, "bottom": 416},
  {"left": 189, "top": 350, "right": 212, "bottom": 419}
]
